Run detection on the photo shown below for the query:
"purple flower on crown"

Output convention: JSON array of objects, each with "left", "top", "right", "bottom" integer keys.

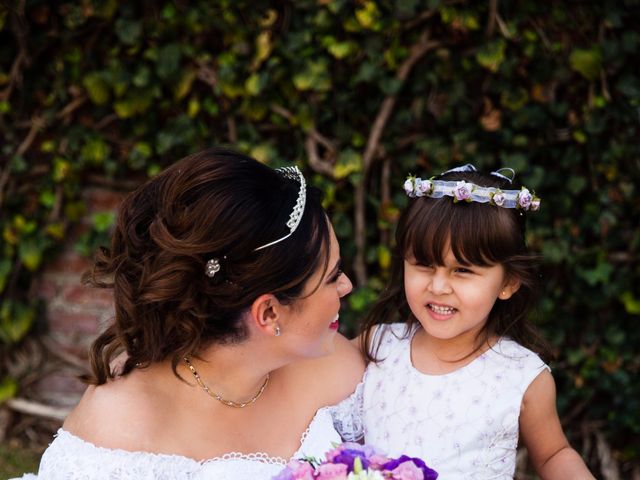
[
  {"left": 491, "top": 190, "right": 506, "bottom": 207},
  {"left": 517, "top": 188, "right": 533, "bottom": 210},
  {"left": 530, "top": 197, "right": 541, "bottom": 211},
  {"left": 404, "top": 178, "right": 416, "bottom": 197},
  {"left": 453, "top": 181, "right": 473, "bottom": 202},
  {"left": 415, "top": 178, "right": 433, "bottom": 197}
]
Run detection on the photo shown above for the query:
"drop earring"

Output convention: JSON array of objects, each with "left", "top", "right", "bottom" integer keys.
[{"left": 274, "top": 326, "right": 281, "bottom": 337}]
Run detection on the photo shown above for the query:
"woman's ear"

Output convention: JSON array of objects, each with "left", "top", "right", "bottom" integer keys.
[
  {"left": 249, "top": 294, "right": 283, "bottom": 337},
  {"left": 499, "top": 275, "right": 521, "bottom": 300}
]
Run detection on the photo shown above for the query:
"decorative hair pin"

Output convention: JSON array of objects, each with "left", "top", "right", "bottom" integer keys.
[
  {"left": 205, "top": 258, "right": 221, "bottom": 278},
  {"left": 205, "top": 166, "right": 307, "bottom": 278},
  {"left": 403, "top": 164, "right": 541, "bottom": 211}
]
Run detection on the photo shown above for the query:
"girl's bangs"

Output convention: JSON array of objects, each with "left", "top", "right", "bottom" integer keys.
[{"left": 400, "top": 199, "right": 519, "bottom": 267}]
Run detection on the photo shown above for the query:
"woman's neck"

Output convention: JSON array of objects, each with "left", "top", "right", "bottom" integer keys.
[{"left": 178, "top": 340, "right": 279, "bottom": 405}]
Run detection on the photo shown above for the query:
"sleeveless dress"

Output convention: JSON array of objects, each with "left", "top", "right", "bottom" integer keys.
[
  {"left": 16, "top": 406, "right": 340, "bottom": 479},
  {"left": 332, "top": 323, "right": 550, "bottom": 480}
]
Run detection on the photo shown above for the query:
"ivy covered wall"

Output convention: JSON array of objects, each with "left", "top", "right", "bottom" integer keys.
[{"left": 1, "top": 1, "right": 638, "bottom": 476}]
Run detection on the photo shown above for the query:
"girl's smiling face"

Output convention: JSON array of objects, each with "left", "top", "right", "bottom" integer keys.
[{"left": 404, "top": 247, "right": 519, "bottom": 347}]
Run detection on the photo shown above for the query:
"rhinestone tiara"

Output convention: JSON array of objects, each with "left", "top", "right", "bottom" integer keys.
[{"left": 254, "top": 166, "right": 307, "bottom": 251}]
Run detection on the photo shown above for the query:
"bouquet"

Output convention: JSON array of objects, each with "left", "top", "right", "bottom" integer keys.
[{"left": 273, "top": 442, "right": 438, "bottom": 480}]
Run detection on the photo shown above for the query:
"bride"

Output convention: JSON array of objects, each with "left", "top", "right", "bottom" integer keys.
[{"left": 23, "top": 148, "right": 364, "bottom": 479}]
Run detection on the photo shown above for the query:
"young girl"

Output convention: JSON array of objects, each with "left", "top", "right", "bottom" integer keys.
[{"left": 332, "top": 165, "right": 594, "bottom": 479}]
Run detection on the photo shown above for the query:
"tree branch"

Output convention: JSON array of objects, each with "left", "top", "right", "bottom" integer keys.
[
  {"left": 271, "top": 104, "right": 337, "bottom": 178},
  {"left": 353, "top": 31, "right": 440, "bottom": 285},
  {"left": 486, "top": 0, "right": 498, "bottom": 37}
]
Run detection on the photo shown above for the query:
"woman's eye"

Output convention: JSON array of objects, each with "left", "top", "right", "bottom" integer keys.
[
  {"left": 330, "top": 269, "right": 343, "bottom": 283},
  {"left": 455, "top": 267, "right": 473, "bottom": 274}
]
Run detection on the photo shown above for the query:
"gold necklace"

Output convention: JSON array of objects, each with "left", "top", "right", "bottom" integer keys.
[{"left": 183, "top": 357, "right": 270, "bottom": 408}]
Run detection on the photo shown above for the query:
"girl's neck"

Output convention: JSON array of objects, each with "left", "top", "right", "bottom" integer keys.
[{"left": 410, "top": 327, "right": 498, "bottom": 375}]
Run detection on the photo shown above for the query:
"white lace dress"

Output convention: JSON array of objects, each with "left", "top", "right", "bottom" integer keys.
[
  {"left": 16, "top": 406, "right": 341, "bottom": 479},
  {"left": 331, "top": 323, "right": 550, "bottom": 480}
]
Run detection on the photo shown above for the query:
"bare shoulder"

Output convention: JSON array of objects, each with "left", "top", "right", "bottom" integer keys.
[
  {"left": 288, "top": 334, "right": 365, "bottom": 405},
  {"left": 63, "top": 371, "right": 171, "bottom": 451}
]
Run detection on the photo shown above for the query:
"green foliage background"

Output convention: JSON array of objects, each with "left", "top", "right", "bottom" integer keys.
[{"left": 1, "top": 0, "right": 638, "bottom": 474}]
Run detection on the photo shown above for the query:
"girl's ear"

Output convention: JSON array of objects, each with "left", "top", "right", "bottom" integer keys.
[
  {"left": 249, "top": 294, "right": 283, "bottom": 337},
  {"left": 499, "top": 275, "right": 521, "bottom": 300}
]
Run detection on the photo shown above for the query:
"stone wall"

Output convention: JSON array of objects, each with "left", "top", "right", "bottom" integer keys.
[{"left": 32, "top": 187, "right": 126, "bottom": 409}]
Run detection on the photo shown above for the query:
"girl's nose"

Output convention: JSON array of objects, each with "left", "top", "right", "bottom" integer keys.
[{"left": 428, "top": 270, "right": 453, "bottom": 295}]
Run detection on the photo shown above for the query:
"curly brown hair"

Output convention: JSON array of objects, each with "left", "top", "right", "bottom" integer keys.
[
  {"left": 360, "top": 168, "right": 551, "bottom": 363},
  {"left": 82, "top": 148, "right": 331, "bottom": 384}
]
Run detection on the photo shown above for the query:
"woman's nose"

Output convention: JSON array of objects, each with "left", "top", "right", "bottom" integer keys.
[{"left": 338, "top": 273, "right": 353, "bottom": 297}]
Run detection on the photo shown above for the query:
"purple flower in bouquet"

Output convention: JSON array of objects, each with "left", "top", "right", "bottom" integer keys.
[
  {"left": 272, "top": 442, "right": 438, "bottom": 480},
  {"left": 326, "top": 442, "right": 376, "bottom": 472},
  {"left": 383, "top": 455, "right": 439, "bottom": 480}
]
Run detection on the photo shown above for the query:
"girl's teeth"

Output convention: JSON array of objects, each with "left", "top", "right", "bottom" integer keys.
[{"left": 429, "top": 304, "right": 455, "bottom": 314}]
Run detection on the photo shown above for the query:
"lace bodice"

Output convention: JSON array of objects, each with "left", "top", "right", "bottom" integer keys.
[
  {"left": 18, "top": 406, "right": 341, "bottom": 479},
  {"left": 332, "top": 323, "right": 550, "bottom": 480}
]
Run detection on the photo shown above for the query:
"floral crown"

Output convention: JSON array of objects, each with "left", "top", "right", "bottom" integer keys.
[
  {"left": 403, "top": 164, "right": 541, "bottom": 211},
  {"left": 205, "top": 165, "right": 306, "bottom": 278}
]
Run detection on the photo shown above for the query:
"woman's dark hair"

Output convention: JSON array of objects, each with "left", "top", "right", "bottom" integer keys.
[
  {"left": 83, "top": 147, "right": 331, "bottom": 384},
  {"left": 360, "top": 168, "right": 551, "bottom": 363}
]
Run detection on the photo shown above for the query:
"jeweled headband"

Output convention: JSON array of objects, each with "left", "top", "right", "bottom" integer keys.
[
  {"left": 205, "top": 165, "right": 307, "bottom": 278},
  {"left": 403, "top": 164, "right": 541, "bottom": 211},
  {"left": 254, "top": 166, "right": 307, "bottom": 251}
]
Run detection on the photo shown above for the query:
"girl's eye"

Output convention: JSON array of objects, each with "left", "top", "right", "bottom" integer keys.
[{"left": 455, "top": 267, "right": 473, "bottom": 274}]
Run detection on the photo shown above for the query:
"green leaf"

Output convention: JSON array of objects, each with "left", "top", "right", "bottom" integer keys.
[
  {"left": 333, "top": 149, "right": 362, "bottom": 179},
  {"left": 0, "top": 259, "right": 11, "bottom": 293},
  {"left": 18, "top": 239, "right": 43, "bottom": 271},
  {"left": 82, "top": 72, "right": 110, "bottom": 105},
  {"left": 476, "top": 39, "right": 506, "bottom": 72},
  {"left": 156, "top": 43, "right": 182, "bottom": 79},
  {"left": 355, "top": 1, "right": 381, "bottom": 30},
  {"left": 569, "top": 48, "right": 602, "bottom": 81},
  {"left": 115, "top": 18, "right": 142, "bottom": 45},
  {"left": 0, "top": 301, "right": 35, "bottom": 344},
  {"left": 292, "top": 59, "right": 331, "bottom": 92},
  {"left": 620, "top": 291, "right": 640, "bottom": 315},
  {"left": 80, "top": 138, "right": 111, "bottom": 165},
  {"left": 92, "top": 212, "right": 115, "bottom": 233},
  {"left": 0, "top": 377, "right": 17, "bottom": 402},
  {"left": 174, "top": 69, "right": 197, "bottom": 100}
]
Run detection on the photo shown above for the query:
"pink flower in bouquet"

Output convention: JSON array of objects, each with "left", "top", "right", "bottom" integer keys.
[
  {"left": 391, "top": 460, "right": 425, "bottom": 480},
  {"left": 367, "top": 454, "right": 391, "bottom": 469},
  {"left": 316, "top": 462, "right": 348, "bottom": 480},
  {"left": 272, "top": 459, "right": 315, "bottom": 480},
  {"left": 272, "top": 443, "right": 437, "bottom": 480}
]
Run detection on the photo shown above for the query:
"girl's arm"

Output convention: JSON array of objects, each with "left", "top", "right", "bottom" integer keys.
[{"left": 519, "top": 369, "right": 595, "bottom": 480}]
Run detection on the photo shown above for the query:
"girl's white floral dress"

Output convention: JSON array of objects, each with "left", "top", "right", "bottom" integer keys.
[{"left": 331, "top": 323, "right": 550, "bottom": 480}]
